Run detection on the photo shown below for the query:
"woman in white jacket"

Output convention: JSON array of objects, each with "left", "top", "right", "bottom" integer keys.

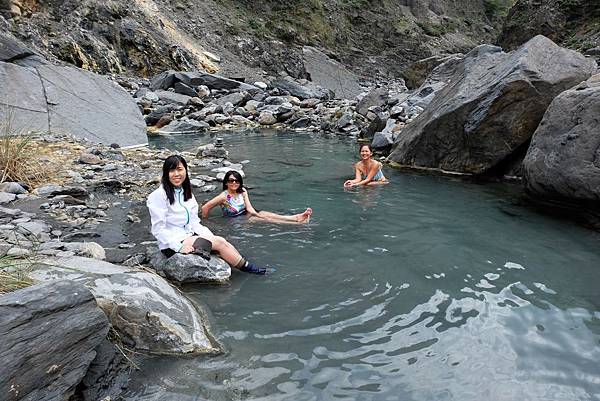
[{"left": 147, "top": 155, "right": 266, "bottom": 275}]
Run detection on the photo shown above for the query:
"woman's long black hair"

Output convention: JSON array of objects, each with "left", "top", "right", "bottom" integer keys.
[
  {"left": 162, "top": 155, "right": 192, "bottom": 204},
  {"left": 222, "top": 170, "right": 245, "bottom": 193}
]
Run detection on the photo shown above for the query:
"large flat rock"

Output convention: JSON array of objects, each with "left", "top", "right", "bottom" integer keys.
[
  {"left": 40, "top": 65, "right": 147, "bottom": 147},
  {"left": 0, "top": 31, "right": 147, "bottom": 147},
  {"left": 387, "top": 35, "right": 596, "bottom": 175},
  {"left": 30, "top": 256, "right": 221, "bottom": 355},
  {"left": 0, "top": 61, "right": 49, "bottom": 132},
  {"left": 302, "top": 46, "right": 362, "bottom": 99},
  {"left": 0, "top": 280, "right": 108, "bottom": 401}
]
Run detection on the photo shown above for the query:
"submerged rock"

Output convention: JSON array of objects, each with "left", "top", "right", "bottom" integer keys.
[
  {"left": 387, "top": 35, "right": 597, "bottom": 175},
  {"left": 523, "top": 74, "right": 600, "bottom": 207}
]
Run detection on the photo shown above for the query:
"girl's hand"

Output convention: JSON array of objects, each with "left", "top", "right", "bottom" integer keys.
[
  {"left": 343, "top": 180, "right": 353, "bottom": 187},
  {"left": 180, "top": 244, "right": 194, "bottom": 254}
]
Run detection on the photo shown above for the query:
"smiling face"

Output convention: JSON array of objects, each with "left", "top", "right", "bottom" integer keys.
[
  {"left": 226, "top": 176, "right": 240, "bottom": 191},
  {"left": 359, "top": 145, "right": 373, "bottom": 160},
  {"left": 168, "top": 162, "right": 187, "bottom": 187}
]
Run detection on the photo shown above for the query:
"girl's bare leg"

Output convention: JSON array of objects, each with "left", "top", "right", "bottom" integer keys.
[
  {"left": 366, "top": 180, "right": 389, "bottom": 186},
  {"left": 256, "top": 208, "right": 312, "bottom": 223},
  {"left": 195, "top": 234, "right": 243, "bottom": 267}
]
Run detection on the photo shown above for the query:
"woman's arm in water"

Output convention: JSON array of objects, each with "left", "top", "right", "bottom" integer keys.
[
  {"left": 201, "top": 192, "right": 226, "bottom": 219},
  {"left": 241, "top": 189, "right": 260, "bottom": 216},
  {"left": 344, "top": 163, "right": 362, "bottom": 187},
  {"left": 346, "top": 162, "right": 377, "bottom": 187}
]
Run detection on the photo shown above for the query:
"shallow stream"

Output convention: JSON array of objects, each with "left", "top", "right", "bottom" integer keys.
[{"left": 124, "top": 130, "right": 600, "bottom": 401}]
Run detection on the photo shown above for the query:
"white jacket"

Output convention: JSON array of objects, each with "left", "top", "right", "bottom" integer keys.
[{"left": 146, "top": 185, "right": 212, "bottom": 251}]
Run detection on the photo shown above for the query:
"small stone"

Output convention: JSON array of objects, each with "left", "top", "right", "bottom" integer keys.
[
  {"left": 127, "top": 215, "right": 141, "bottom": 223},
  {"left": 258, "top": 112, "right": 277, "bottom": 125},
  {"left": 56, "top": 250, "right": 76, "bottom": 257},
  {"left": 118, "top": 243, "right": 135, "bottom": 249},
  {"left": 190, "top": 179, "right": 206, "bottom": 188},
  {"left": 79, "top": 153, "right": 103, "bottom": 165},
  {"left": 254, "top": 81, "right": 268, "bottom": 90},
  {"left": 197, "top": 175, "right": 216, "bottom": 182},
  {"left": 140, "top": 161, "right": 152, "bottom": 169},
  {"left": 103, "top": 164, "right": 118, "bottom": 172},
  {"left": 0, "top": 192, "right": 17, "bottom": 204},
  {"left": 51, "top": 230, "right": 62, "bottom": 237},
  {"left": 200, "top": 184, "right": 217, "bottom": 192},
  {"left": 7, "top": 248, "right": 31, "bottom": 257},
  {"left": 0, "top": 182, "right": 27, "bottom": 194}
]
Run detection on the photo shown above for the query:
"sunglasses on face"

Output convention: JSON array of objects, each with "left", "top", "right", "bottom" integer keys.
[{"left": 227, "top": 179, "right": 239, "bottom": 183}]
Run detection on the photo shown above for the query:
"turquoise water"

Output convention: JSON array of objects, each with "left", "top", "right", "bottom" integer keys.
[{"left": 125, "top": 130, "right": 600, "bottom": 401}]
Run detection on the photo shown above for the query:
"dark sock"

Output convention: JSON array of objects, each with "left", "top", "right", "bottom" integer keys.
[{"left": 240, "top": 261, "right": 267, "bottom": 275}]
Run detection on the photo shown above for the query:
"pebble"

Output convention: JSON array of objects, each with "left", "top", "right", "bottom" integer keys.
[
  {"left": 7, "top": 247, "right": 31, "bottom": 257},
  {"left": 118, "top": 243, "right": 135, "bottom": 249}
]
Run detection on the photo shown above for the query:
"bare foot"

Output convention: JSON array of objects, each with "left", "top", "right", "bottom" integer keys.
[{"left": 296, "top": 207, "right": 312, "bottom": 223}]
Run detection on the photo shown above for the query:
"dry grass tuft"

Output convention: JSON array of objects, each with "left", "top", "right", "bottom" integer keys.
[
  {"left": 0, "top": 255, "right": 35, "bottom": 295},
  {"left": 0, "top": 117, "right": 50, "bottom": 187}
]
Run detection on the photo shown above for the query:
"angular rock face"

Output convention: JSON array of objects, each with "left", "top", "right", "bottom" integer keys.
[
  {"left": 151, "top": 70, "right": 258, "bottom": 92},
  {"left": 30, "top": 256, "right": 221, "bottom": 356},
  {"left": 270, "top": 76, "right": 332, "bottom": 100},
  {"left": 0, "top": 32, "right": 147, "bottom": 148},
  {"left": 302, "top": 46, "right": 362, "bottom": 99},
  {"left": 523, "top": 75, "right": 600, "bottom": 206},
  {"left": 0, "top": 280, "right": 109, "bottom": 401},
  {"left": 387, "top": 35, "right": 596, "bottom": 175}
]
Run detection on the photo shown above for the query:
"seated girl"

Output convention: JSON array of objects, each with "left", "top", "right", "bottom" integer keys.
[
  {"left": 343, "top": 143, "right": 389, "bottom": 187},
  {"left": 146, "top": 155, "right": 266, "bottom": 275},
  {"left": 201, "top": 170, "right": 312, "bottom": 223}
]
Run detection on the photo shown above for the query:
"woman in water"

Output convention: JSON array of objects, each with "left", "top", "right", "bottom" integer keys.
[
  {"left": 147, "top": 155, "right": 267, "bottom": 275},
  {"left": 343, "top": 143, "right": 389, "bottom": 187},
  {"left": 201, "top": 170, "right": 312, "bottom": 223}
]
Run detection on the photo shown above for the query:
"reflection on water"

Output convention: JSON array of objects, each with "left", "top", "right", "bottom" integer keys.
[{"left": 124, "top": 130, "right": 600, "bottom": 401}]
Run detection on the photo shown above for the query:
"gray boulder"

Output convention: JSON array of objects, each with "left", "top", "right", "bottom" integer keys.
[
  {"left": 0, "top": 182, "right": 27, "bottom": 194},
  {"left": 270, "top": 76, "right": 332, "bottom": 100},
  {"left": 151, "top": 70, "right": 258, "bottom": 92},
  {"left": 356, "top": 87, "right": 389, "bottom": 117},
  {"left": 372, "top": 119, "right": 398, "bottom": 150},
  {"left": 0, "top": 280, "right": 108, "bottom": 401},
  {"left": 30, "top": 256, "right": 221, "bottom": 355},
  {"left": 173, "top": 82, "right": 198, "bottom": 97},
  {"left": 148, "top": 249, "right": 231, "bottom": 284},
  {"left": 399, "top": 53, "right": 464, "bottom": 112},
  {"left": 145, "top": 104, "right": 180, "bottom": 126},
  {"left": 388, "top": 36, "right": 597, "bottom": 174},
  {"left": 302, "top": 46, "right": 362, "bottom": 99},
  {"left": 157, "top": 119, "right": 210, "bottom": 134},
  {"left": 155, "top": 90, "right": 192, "bottom": 106},
  {"left": 216, "top": 91, "right": 251, "bottom": 107},
  {"left": 0, "top": 59, "right": 147, "bottom": 147},
  {"left": 258, "top": 112, "right": 277, "bottom": 125},
  {"left": 0, "top": 192, "right": 16, "bottom": 204},
  {"left": 523, "top": 75, "right": 600, "bottom": 206}
]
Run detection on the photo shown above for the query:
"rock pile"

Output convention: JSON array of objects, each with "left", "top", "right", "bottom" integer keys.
[{"left": 120, "top": 70, "right": 412, "bottom": 142}]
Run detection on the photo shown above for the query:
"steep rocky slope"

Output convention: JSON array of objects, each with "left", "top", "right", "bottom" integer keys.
[
  {"left": 498, "top": 0, "right": 600, "bottom": 54},
  {"left": 1, "top": 0, "right": 513, "bottom": 83}
]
